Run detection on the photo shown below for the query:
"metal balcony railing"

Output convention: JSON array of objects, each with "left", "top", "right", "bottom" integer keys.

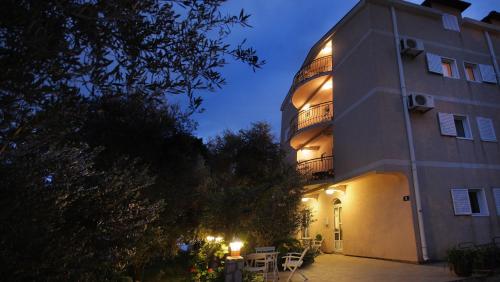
[
  {"left": 292, "top": 55, "right": 333, "bottom": 92},
  {"left": 297, "top": 155, "right": 334, "bottom": 181},
  {"left": 288, "top": 101, "right": 333, "bottom": 140}
]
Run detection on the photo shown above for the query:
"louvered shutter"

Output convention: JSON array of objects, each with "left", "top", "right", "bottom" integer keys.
[
  {"left": 451, "top": 189, "right": 472, "bottom": 215},
  {"left": 442, "top": 14, "right": 460, "bottom": 31},
  {"left": 438, "top": 113, "right": 457, "bottom": 136},
  {"left": 493, "top": 188, "right": 500, "bottom": 215},
  {"left": 476, "top": 117, "right": 497, "bottom": 142},
  {"left": 426, "top": 53, "right": 443, "bottom": 74},
  {"left": 479, "top": 64, "right": 498, "bottom": 84}
]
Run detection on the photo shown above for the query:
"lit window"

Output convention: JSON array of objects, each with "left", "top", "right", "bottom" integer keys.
[
  {"left": 442, "top": 60, "right": 454, "bottom": 78},
  {"left": 464, "top": 63, "right": 480, "bottom": 82},
  {"left": 453, "top": 115, "right": 472, "bottom": 139}
]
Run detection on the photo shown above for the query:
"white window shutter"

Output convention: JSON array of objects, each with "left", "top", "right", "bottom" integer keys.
[
  {"left": 451, "top": 189, "right": 472, "bottom": 215},
  {"left": 451, "top": 61, "right": 460, "bottom": 79},
  {"left": 442, "top": 14, "right": 460, "bottom": 31},
  {"left": 476, "top": 117, "right": 497, "bottom": 142},
  {"left": 479, "top": 64, "right": 498, "bottom": 84},
  {"left": 426, "top": 53, "right": 443, "bottom": 74},
  {"left": 493, "top": 188, "right": 500, "bottom": 215},
  {"left": 438, "top": 113, "right": 457, "bottom": 136}
]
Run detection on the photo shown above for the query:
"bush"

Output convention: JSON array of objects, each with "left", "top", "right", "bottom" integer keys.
[{"left": 447, "top": 247, "right": 474, "bottom": 277}]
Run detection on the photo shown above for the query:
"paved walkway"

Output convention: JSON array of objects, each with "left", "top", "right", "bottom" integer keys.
[{"left": 278, "top": 254, "right": 459, "bottom": 282}]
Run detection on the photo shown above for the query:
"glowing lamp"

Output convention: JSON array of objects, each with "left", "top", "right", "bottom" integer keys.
[
  {"left": 322, "top": 80, "right": 333, "bottom": 90},
  {"left": 206, "top": 236, "right": 215, "bottom": 242},
  {"left": 229, "top": 241, "right": 244, "bottom": 257},
  {"left": 301, "top": 197, "right": 310, "bottom": 202},
  {"left": 325, "top": 189, "right": 335, "bottom": 195}
]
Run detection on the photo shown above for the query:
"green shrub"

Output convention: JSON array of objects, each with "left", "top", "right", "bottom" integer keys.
[
  {"left": 274, "top": 238, "right": 314, "bottom": 270},
  {"left": 447, "top": 247, "right": 474, "bottom": 277}
]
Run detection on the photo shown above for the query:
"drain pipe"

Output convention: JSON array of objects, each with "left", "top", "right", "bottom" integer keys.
[
  {"left": 390, "top": 6, "right": 429, "bottom": 262},
  {"left": 484, "top": 31, "right": 500, "bottom": 85}
]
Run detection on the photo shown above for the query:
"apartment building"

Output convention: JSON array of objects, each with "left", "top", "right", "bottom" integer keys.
[{"left": 280, "top": 0, "right": 500, "bottom": 262}]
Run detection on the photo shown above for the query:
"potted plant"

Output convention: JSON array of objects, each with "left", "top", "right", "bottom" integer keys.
[{"left": 447, "top": 247, "right": 474, "bottom": 277}]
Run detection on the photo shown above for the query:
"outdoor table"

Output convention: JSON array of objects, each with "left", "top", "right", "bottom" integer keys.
[
  {"left": 261, "top": 251, "right": 279, "bottom": 281},
  {"left": 243, "top": 252, "right": 279, "bottom": 281}
]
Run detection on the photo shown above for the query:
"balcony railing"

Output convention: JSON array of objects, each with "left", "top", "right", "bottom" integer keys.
[
  {"left": 288, "top": 101, "right": 333, "bottom": 140},
  {"left": 292, "top": 55, "right": 332, "bottom": 92},
  {"left": 297, "top": 155, "right": 334, "bottom": 181}
]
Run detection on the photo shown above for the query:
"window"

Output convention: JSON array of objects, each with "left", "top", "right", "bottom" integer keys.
[
  {"left": 442, "top": 14, "right": 460, "bottom": 31},
  {"left": 426, "top": 53, "right": 459, "bottom": 79},
  {"left": 442, "top": 61, "right": 453, "bottom": 77},
  {"left": 464, "top": 63, "right": 480, "bottom": 82},
  {"left": 476, "top": 117, "right": 497, "bottom": 142},
  {"left": 441, "top": 58, "right": 459, "bottom": 78},
  {"left": 451, "top": 188, "right": 489, "bottom": 216},
  {"left": 438, "top": 113, "right": 472, "bottom": 139}
]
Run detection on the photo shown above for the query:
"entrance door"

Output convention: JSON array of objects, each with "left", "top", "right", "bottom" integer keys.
[{"left": 333, "top": 199, "right": 343, "bottom": 252}]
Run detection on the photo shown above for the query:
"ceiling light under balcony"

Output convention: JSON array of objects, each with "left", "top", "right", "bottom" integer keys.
[
  {"left": 321, "top": 80, "right": 333, "bottom": 91},
  {"left": 301, "top": 197, "right": 310, "bottom": 202},
  {"left": 301, "top": 146, "right": 320, "bottom": 151},
  {"left": 320, "top": 41, "right": 332, "bottom": 55}
]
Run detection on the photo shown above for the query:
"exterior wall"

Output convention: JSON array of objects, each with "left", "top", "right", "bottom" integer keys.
[
  {"left": 304, "top": 173, "right": 419, "bottom": 262},
  {"left": 281, "top": 0, "right": 500, "bottom": 262}
]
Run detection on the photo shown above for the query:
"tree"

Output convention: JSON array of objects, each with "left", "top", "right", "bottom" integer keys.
[
  {"left": 204, "top": 123, "right": 303, "bottom": 246},
  {"left": 0, "top": 0, "right": 264, "bottom": 155},
  {"left": 0, "top": 116, "right": 163, "bottom": 280}
]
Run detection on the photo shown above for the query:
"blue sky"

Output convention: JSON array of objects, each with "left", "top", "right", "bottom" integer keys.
[{"left": 185, "top": 0, "right": 499, "bottom": 141}]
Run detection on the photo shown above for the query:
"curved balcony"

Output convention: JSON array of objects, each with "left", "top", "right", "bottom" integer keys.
[
  {"left": 288, "top": 102, "right": 333, "bottom": 149},
  {"left": 297, "top": 155, "right": 334, "bottom": 181},
  {"left": 291, "top": 55, "right": 333, "bottom": 108}
]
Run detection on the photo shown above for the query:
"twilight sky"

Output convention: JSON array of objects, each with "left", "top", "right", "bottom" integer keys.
[{"left": 185, "top": 0, "right": 499, "bottom": 141}]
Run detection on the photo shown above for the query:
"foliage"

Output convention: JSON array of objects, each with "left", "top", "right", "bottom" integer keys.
[
  {"left": 0, "top": 0, "right": 265, "bottom": 151},
  {"left": 447, "top": 247, "right": 475, "bottom": 277},
  {"left": 203, "top": 122, "right": 304, "bottom": 245},
  {"left": 189, "top": 240, "right": 227, "bottom": 282},
  {"left": 0, "top": 128, "right": 163, "bottom": 280},
  {"left": 242, "top": 270, "right": 265, "bottom": 282},
  {"left": 315, "top": 234, "right": 323, "bottom": 241}
]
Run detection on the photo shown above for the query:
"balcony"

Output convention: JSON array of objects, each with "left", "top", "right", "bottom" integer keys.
[
  {"left": 297, "top": 155, "right": 334, "bottom": 181},
  {"left": 291, "top": 55, "right": 333, "bottom": 108},
  {"left": 288, "top": 102, "right": 333, "bottom": 149}
]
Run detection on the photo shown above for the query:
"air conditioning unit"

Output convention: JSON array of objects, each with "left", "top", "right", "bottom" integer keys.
[
  {"left": 408, "top": 94, "right": 434, "bottom": 112},
  {"left": 400, "top": 37, "right": 424, "bottom": 57}
]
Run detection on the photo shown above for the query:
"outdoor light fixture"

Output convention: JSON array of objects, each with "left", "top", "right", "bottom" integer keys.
[
  {"left": 301, "top": 197, "right": 310, "bottom": 202},
  {"left": 325, "top": 189, "right": 335, "bottom": 195},
  {"left": 322, "top": 80, "right": 333, "bottom": 90},
  {"left": 229, "top": 241, "right": 243, "bottom": 257},
  {"left": 301, "top": 146, "right": 320, "bottom": 151},
  {"left": 206, "top": 236, "right": 215, "bottom": 242}
]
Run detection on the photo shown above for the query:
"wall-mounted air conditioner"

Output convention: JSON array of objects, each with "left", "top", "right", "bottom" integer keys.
[
  {"left": 408, "top": 94, "right": 434, "bottom": 112},
  {"left": 400, "top": 37, "right": 424, "bottom": 57}
]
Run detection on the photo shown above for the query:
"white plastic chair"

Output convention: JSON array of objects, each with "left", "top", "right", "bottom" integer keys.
[
  {"left": 244, "top": 253, "right": 268, "bottom": 280},
  {"left": 311, "top": 238, "right": 323, "bottom": 255},
  {"left": 282, "top": 247, "right": 309, "bottom": 281}
]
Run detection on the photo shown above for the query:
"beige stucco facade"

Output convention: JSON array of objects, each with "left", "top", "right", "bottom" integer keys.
[{"left": 280, "top": 0, "right": 500, "bottom": 263}]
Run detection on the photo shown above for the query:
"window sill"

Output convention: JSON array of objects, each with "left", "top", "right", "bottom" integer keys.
[
  {"left": 456, "top": 137, "right": 473, "bottom": 141},
  {"left": 443, "top": 76, "right": 460, "bottom": 80},
  {"left": 472, "top": 213, "right": 489, "bottom": 217},
  {"left": 466, "top": 79, "right": 481, "bottom": 84}
]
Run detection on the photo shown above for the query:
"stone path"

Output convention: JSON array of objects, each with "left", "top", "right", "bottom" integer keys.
[{"left": 278, "top": 254, "right": 460, "bottom": 282}]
